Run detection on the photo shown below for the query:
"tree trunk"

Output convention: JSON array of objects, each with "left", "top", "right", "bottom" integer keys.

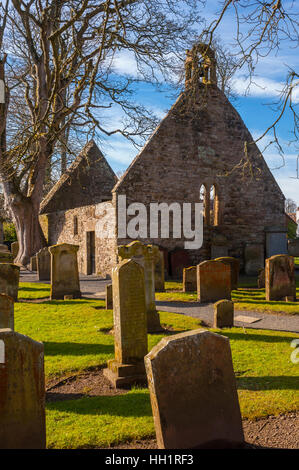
[{"left": 6, "top": 193, "right": 46, "bottom": 266}]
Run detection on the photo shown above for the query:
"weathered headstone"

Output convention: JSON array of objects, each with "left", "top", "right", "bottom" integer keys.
[
  {"left": 37, "top": 247, "right": 51, "bottom": 281},
  {"left": 153, "top": 248, "right": 165, "bottom": 292},
  {"left": 30, "top": 255, "right": 37, "bottom": 271},
  {"left": 118, "top": 241, "right": 162, "bottom": 332},
  {"left": 215, "top": 257, "right": 240, "bottom": 290},
  {"left": 0, "top": 329, "right": 46, "bottom": 449},
  {"left": 265, "top": 255, "right": 296, "bottom": 301},
  {"left": 214, "top": 299, "right": 234, "bottom": 328},
  {"left": 11, "top": 241, "right": 19, "bottom": 260},
  {"left": 183, "top": 266, "right": 197, "bottom": 292},
  {"left": 244, "top": 243, "right": 264, "bottom": 276},
  {"left": 105, "top": 283, "right": 113, "bottom": 309},
  {"left": 49, "top": 243, "right": 81, "bottom": 300},
  {"left": 103, "top": 259, "right": 148, "bottom": 388},
  {"left": 0, "top": 263, "right": 20, "bottom": 301},
  {"left": 257, "top": 268, "right": 265, "bottom": 289},
  {"left": 145, "top": 329, "right": 244, "bottom": 449},
  {"left": 197, "top": 260, "right": 231, "bottom": 303},
  {"left": 0, "top": 243, "right": 9, "bottom": 252},
  {"left": 0, "top": 250, "right": 14, "bottom": 263},
  {"left": 0, "top": 294, "right": 14, "bottom": 329}
]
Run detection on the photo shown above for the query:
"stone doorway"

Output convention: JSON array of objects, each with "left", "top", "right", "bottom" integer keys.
[{"left": 86, "top": 231, "right": 96, "bottom": 274}]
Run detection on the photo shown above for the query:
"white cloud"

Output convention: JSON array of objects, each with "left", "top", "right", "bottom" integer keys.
[{"left": 232, "top": 75, "right": 299, "bottom": 103}]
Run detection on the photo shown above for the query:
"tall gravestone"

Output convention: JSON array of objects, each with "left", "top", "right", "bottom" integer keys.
[
  {"left": 37, "top": 247, "right": 51, "bottom": 281},
  {"left": 197, "top": 260, "right": 231, "bottom": 303},
  {"left": 0, "top": 263, "right": 20, "bottom": 301},
  {"left": 215, "top": 257, "right": 240, "bottom": 290},
  {"left": 153, "top": 248, "right": 165, "bottom": 292},
  {"left": 0, "top": 329, "right": 46, "bottom": 449},
  {"left": 103, "top": 259, "right": 148, "bottom": 388},
  {"left": 183, "top": 266, "right": 197, "bottom": 292},
  {"left": 0, "top": 294, "right": 14, "bottom": 329},
  {"left": 145, "top": 329, "right": 244, "bottom": 449},
  {"left": 118, "top": 241, "right": 163, "bottom": 332},
  {"left": 11, "top": 241, "right": 19, "bottom": 260},
  {"left": 49, "top": 243, "right": 81, "bottom": 300},
  {"left": 265, "top": 254, "right": 296, "bottom": 301}
]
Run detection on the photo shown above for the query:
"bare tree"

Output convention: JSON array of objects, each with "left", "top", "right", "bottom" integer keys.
[
  {"left": 285, "top": 198, "right": 297, "bottom": 213},
  {"left": 201, "top": 0, "right": 299, "bottom": 161},
  {"left": 0, "top": 0, "right": 204, "bottom": 265}
]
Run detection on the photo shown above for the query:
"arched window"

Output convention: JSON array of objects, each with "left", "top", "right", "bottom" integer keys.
[
  {"left": 200, "top": 184, "right": 207, "bottom": 224},
  {"left": 210, "top": 185, "right": 219, "bottom": 226},
  {"left": 73, "top": 216, "right": 78, "bottom": 236},
  {"left": 200, "top": 183, "right": 219, "bottom": 226}
]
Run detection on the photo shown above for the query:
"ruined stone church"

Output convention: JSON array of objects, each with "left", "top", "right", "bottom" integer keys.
[{"left": 39, "top": 44, "right": 287, "bottom": 278}]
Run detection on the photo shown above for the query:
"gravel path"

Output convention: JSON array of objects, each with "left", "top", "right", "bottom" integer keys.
[
  {"left": 156, "top": 300, "right": 299, "bottom": 333},
  {"left": 20, "top": 271, "right": 299, "bottom": 333}
]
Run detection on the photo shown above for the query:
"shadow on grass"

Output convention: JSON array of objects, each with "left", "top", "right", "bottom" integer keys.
[
  {"left": 19, "top": 286, "right": 50, "bottom": 292},
  {"left": 44, "top": 341, "right": 114, "bottom": 356},
  {"left": 237, "top": 376, "right": 299, "bottom": 391},
  {"left": 42, "top": 300, "right": 93, "bottom": 305},
  {"left": 46, "top": 390, "right": 152, "bottom": 417},
  {"left": 222, "top": 330, "right": 298, "bottom": 344}
]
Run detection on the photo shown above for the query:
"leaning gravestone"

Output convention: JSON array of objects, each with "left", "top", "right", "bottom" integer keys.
[
  {"left": 214, "top": 299, "right": 234, "bottom": 328},
  {"left": 215, "top": 257, "right": 240, "bottom": 290},
  {"left": 11, "top": 241, "right": 19, "bottom": 260},
  {"left": 0, "top": 263, "right": 20, "bottom": 301},
  {"left": 183, "top": 266, "right": 197, "bottom": 292},
  {"left": 103, "top": 259, "right": 148, "bottom": 388},
  {"left": 0, "top": 243, "right": 9, "bottom": 252},
  {"left": 118, "top": 241, "right": 162, "bottom": 332},
  {"left": 0, "top": 329, "right": 46, "bottom": 449},
  {"left": 37, "top": 247, "right": 51, "bottom": 281},
  {"left": 265, "top": 254, "right": 296, "bottom": 301},
  {"left": 49, "top": 243, "right": 81, "bottom": 300},
  {"left": 145, "top": 329, "right": 244, "bottom": 449},
  {"left": 105, "top": 283, "right": 113, "bottom": 309},
  {"left": 197, "top": 260, "right": 231, "bottom": 303},
  {"left": 0, "top": 294, "right": 14, "bottom": 329},
  {"left": 153, "top": 248, "right": 165, "bottom": 292}
]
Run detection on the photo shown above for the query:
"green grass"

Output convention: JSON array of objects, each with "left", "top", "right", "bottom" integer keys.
[
  {"left": 14, "top": 283, "right": 299, "bottom": 448},
  {"left": 19, "top": 282, "right": 50, "bottom": 299},
  {"left": 295, "top": 257, "right": 299, "bottom": 267}
]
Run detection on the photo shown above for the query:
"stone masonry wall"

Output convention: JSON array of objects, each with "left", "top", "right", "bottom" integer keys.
[{"left": 40, "top": 202, "right": 117, "bottom": 277}]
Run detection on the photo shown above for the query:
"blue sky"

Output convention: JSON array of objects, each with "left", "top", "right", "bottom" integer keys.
[{"left": 98, "top": 1, "right": 299, "bottom": 205}]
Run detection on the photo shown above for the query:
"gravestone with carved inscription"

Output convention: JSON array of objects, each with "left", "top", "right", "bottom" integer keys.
[
  {"left": 118, "top": 241, "right": 163, "bottom": 332},
  {"left": 103, "top": 259, "right": 148, "bottom": 388}
]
